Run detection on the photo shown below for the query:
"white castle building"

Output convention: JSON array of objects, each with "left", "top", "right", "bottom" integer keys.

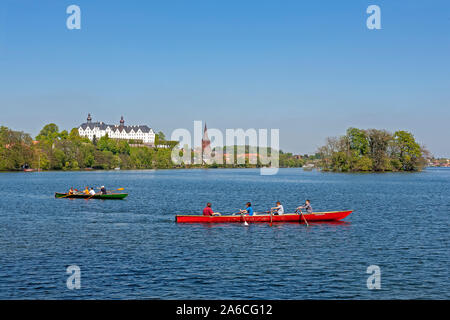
[{"left": 78, "top": 114, "right": 156, "bottom": 144}]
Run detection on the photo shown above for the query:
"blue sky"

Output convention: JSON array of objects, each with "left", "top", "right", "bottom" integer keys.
[{"left": 0, "top": 0, "right": 449, "bottom": 156}]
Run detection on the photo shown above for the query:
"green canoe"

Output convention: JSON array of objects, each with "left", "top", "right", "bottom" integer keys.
[{"left": 55, "top": 192, "right": 128, "bottom": 200}]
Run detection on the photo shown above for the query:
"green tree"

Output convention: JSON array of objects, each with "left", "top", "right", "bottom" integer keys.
[
  {"left": 353, "top": 156, "right": 373, "bottom": 171},
  {"left": 347, "top": 127, "right": 369, "bottom": 156},
  {"left": 393, "top": 131, "right": 424, "bottom": 171},
  {"left": 0, "top": 126, "right": 35, "bottom": 170},
  {"left": 367, "top": 129, "right": 392, "bottom": 171},
  {"left": 36, "top": 123, "right": 60, "bottom": 142}
]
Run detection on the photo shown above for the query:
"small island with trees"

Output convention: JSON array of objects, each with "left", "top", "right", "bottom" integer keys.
[{"left": 316, "top": 127, "right": 429, "bottom": 172}]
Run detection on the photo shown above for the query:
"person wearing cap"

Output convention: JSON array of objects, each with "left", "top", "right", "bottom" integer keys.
[{"left": 100, "top": 186, "right": 107, "bottom": 195}]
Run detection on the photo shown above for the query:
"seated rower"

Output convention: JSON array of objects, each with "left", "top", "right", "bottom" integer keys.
[
  {"left": 203, "top": 202, "right": 221, "bottom": 216},
  {"left": 271, "top": 201, "right": 284, "bottom": 215},
  {"left": 83, "top": 187, "right": 90, "bottom": 195},
  {"left": 297, "top": 199, "right": 313, "bottom": 213},
  {"left": 240, "top": 202, "right": 254, "bottom": 216},
  {"left": 68, "top": 187, "right": 75, "bottom": 195},
  {"left": 100, "top": 186, "right": 107, "bottom": 195},
  {"left": 89, "top": 187, "right": 96, "bottom": 196}
]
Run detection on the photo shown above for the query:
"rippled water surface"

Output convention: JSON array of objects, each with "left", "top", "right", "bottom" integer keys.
[{"left": 0, "top": 168, "right": 448, "bottom": 299}]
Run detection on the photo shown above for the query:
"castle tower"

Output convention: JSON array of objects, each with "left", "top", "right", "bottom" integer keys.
[
  {"left": 202, "top": 122, "right": 211, "bottom": 164},
  {"left": 87, "top": 113, "right": 92, "bottom": 123},
  {"left": 120, "top": 116, "right": 125, "bottom": 126}
]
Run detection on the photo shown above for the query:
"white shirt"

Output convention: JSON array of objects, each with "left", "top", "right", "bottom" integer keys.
[
  {"left": 275, "top": 205, "right": 284, "bottom": 215},
  {"left": 89, "top": 190, "right": 96, "bottom": 195}
]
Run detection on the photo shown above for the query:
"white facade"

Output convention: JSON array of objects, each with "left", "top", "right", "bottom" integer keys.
[{"left": 78, "top": 114, "right": 155, "bottom": 144}]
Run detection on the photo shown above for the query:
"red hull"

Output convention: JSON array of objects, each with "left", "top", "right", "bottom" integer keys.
[{"left": 175, "top": 210, "right": 352, "bottom": 223}]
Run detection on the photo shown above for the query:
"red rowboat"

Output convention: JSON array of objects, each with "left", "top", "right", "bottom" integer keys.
[{"left": 175, "top": 210, "right": 353, "bottom": 223}]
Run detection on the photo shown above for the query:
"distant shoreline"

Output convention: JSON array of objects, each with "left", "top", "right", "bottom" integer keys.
[{"left": 2, "top": 166, "right": 448, "bottom": 174}]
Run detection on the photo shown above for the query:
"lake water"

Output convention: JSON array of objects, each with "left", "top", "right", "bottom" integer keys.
[{"left": 0, "top": 168, "right": 448, "bottom": 299}]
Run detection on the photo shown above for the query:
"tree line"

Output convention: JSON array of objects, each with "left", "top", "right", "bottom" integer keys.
[
  {"left": 0, "top": 124, "right": 174, "bottom": 171},
  {"left": 0, "top": 124, "right": 304, "bottom": 171},
  {"left": 317, "top": 128, "right": 429, "bottom": 172}
]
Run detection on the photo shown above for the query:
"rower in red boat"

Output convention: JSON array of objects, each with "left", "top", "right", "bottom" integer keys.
[
  {"left": 239, "top": 202, "right": 254, "bottom": 216},
  {"left": 297, "top": 199, "right": 313, "bottom": 213},
  {"left": 203, "top": 203, "right": 221, "bottom": 216},
  {"left": 270, "top": 201, "right": 284, "bottom": 215}
]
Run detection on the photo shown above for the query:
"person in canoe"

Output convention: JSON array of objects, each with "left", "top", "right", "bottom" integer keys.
[
  {"left": 100, "top": 186, "right": 107, "bottom": 195},
  {"left": 68, "top": 187, "right": 75, "bottom": 195},
  {"left": 270, "top": 201, "right": 284, "bottom": 215},
  {"left": 239, "top": 202, "right": 254, "bottom": 216},
  {"left": 297, "top": 199, "right": 312, "bottom": 213},
  {"left": 89, "top": 187, "right": 96, "bottom": 196},
  {"left": 203, "top": 203, "right": 221, "bottom": 216},
  {"left": 83, "top": 186, "right": 90, "bottom": 195}
]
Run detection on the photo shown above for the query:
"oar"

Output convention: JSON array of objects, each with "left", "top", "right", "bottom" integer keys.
[
  {"left": 296, "top": 209, "right": 309, "bottom": 227},
  {"left": 86, "top": 193, "right": 97, "bottom": 200},
  {"left": 242, "top": 214, "right": 249, "bottom": 226},
  {"left": 238, "top": 210, "right": 249, "bottom": 226}
]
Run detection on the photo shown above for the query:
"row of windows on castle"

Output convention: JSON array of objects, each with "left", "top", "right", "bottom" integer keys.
[{"left": 78, "top": 115, "right": 155, "bottom": 143}]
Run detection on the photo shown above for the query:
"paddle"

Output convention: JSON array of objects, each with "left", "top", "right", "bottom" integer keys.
[
  {"left": 237, "top": 210, "right": 249, "bottom": 226},
  {"left": 86, "top": 193, "right": 97, "bottom": 200},
  {"left": 242, "top": 213, "right": 249, "bottom": 226},
  {"left": 296, "top": 209, "right": 309, "bottom": 227}
]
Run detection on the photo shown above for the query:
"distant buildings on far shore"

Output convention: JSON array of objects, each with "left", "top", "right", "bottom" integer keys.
[
  {"left": 429, "top": 158, "right": 450, "bottom": 167},
  {"left": 78, "top": 114, "right": 156, "bottom": 145}
]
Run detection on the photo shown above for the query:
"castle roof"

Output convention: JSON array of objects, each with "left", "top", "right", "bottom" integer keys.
[
  {"left": 79, "top": 115, "right": 153, "bottom": 133},
  {"left": 80, "top": 123, "right": 153, "bottom": 133},
  {"left": 79, "top": 122, "right": 109, "bottom": 130}
]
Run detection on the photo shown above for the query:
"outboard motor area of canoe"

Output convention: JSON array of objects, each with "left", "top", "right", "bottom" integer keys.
[{"left": 175, "top": 210, "right": 353, "bottom": 223}]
